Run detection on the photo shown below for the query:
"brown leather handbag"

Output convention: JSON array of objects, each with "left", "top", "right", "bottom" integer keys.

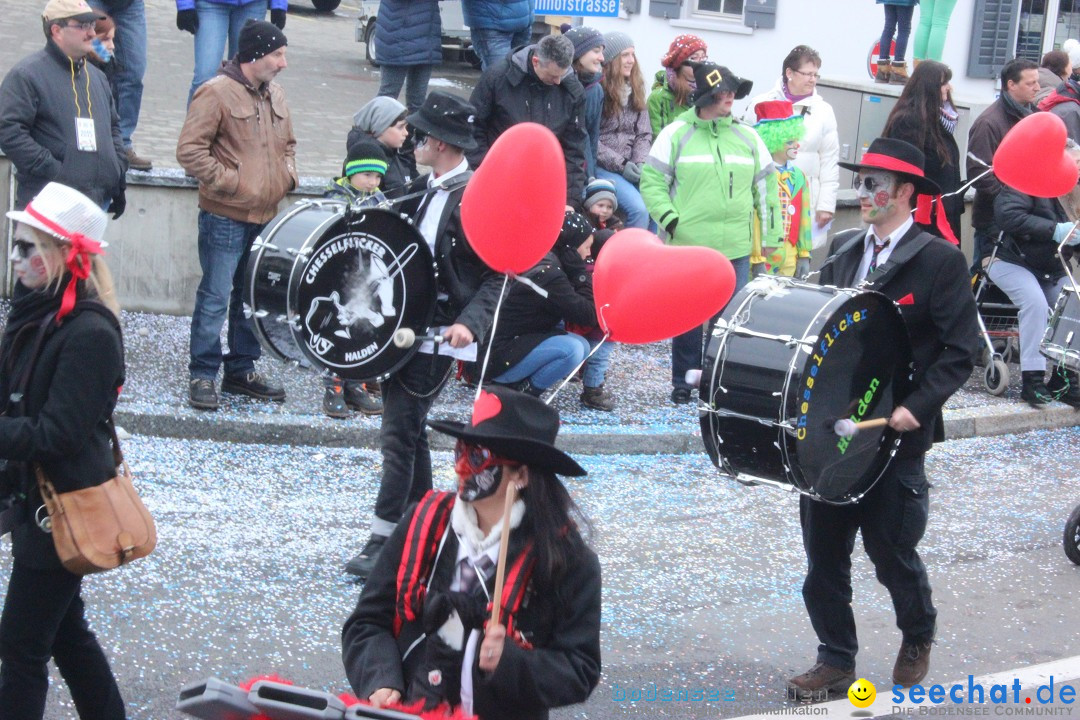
[{"left": 34, "top": 421, "right": 156, "bottom": 575}]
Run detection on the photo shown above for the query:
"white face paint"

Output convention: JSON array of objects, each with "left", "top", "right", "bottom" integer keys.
[
  {"left": 11, "top": 226, "right": 49, "bottom": 289},
  {"left": 856, "top": 171, "right": 899, "bottom": 222}
]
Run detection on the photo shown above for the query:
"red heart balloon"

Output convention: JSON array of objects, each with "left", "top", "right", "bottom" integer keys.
[
  {"left": 471, "top": 389, "right": 502, "bottom": 426},
  {"left": 593, "top": 229, "right": 736, "bottom": 344},
  {"left": 461, "top": 123, "right": 567, "bottom": 274},
  {"left": 993, "top": 112, "right": 1079, "bottom": 198}
]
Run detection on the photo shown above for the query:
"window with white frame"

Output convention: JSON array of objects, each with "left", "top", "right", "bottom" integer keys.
[{"left": 693, "top": 0, "right": 744, "bottom": 19}]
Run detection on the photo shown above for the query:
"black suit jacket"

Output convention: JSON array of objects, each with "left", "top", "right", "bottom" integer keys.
[{"left": 819, "top": 224, "right": 981, "bottom": 456}]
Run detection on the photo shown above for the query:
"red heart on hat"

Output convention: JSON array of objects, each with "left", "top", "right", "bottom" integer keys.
[
  {"left": 471, "top": 390, "right": 502, "bottom": 426},
  {"left": 993, "top": 112, "right": 1079, "bottom": 198}
]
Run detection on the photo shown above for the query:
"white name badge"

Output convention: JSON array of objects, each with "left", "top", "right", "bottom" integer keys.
[{"left": 75, "top": 117, "right": 97, "bottom": 152}]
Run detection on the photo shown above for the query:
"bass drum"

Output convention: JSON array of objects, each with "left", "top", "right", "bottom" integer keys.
[
  {"left": 700, "top": 276, "right": 913, "bottom": 504},
  {"left": 245, "top": 200, "right": 436, "bottom": 382},
  {"left": 1041, "top": 285, "right": 1080, "bottom": 373}
]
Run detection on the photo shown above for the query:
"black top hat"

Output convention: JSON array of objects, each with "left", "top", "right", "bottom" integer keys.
[
  {"left": 406, "top": 91, "right": 478, "bottom": 151},
  {"left": 839, "top": 137, "right": 941, "bottom": 195},
  {"left": 692, "top": 63, "right": 753, "bottom": 107},
  {"left": 428, "top": 386, "right": 587, "bottom": 477}
]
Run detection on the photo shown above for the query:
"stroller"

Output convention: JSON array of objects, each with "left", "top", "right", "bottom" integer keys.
[{"left": 970, "top": 233, "right": 1020, "bottom": 395}]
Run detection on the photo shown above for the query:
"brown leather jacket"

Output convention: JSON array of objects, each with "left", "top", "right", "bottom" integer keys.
[{"left": 176, "top": 58, "right": 297, "bottom": 224}]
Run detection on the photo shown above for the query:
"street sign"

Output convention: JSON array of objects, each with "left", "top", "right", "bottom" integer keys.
[{"left": 535, "top": 0, "right": 620, "bottom": 17}]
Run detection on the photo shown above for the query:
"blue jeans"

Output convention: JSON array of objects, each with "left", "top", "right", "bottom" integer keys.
[
  {"left": 596, "top": 168, "right": 650, "bottom": 230},
  {"left": 378, "top": 65, "right": 433, "bottom": 115},
  {"left": 90, "top": 0, "right": 145, "bottom": 147},
  {"left": 189, "top": 210, "right": 263, "bottom": 379},
  {"left": 188, "top": 0, "right": 268, "bottom": 104},
  {"left": 469, "top": 26, "right": 531, "bottom": 71},
  {"left": 494, "top": 334, "right": 590, "bottom": 389},
  {"left": 880, "top": 3, "right": 915, "bottom": 62},
  {"left": 583, "top": 336, "right": 615, "bottom": 388},
  {"left": 671, "top": 255, "right": 750, "bottom": 390}
]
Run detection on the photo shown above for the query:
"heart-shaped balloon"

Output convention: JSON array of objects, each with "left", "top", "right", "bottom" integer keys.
[
  {"left": 993, "top": 112, "right": 1079, "bottom": 198},
  {"left": 461, "top": 123, "right": 567, "bottom": 274},
  {"left": 471, "top": 389, "right": 502, "bottom": 426},
  {"left": 593, "top": 229, "right": 736, "bottom": 344}
]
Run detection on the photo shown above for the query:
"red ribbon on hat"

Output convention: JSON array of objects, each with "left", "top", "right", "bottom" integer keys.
[
  {"left": 859, "top": 153, "right": 925, "bottom": 178},
  {"left": 914, "top": 194, "right": 959, "bottom": 245},
  {"left": 24, "top": 205, "right": 103, "bottom": 321}
]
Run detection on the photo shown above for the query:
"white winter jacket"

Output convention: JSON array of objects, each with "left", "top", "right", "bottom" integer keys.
[{"left": 745, "top": 80, "right": 840, "bottom": 216}]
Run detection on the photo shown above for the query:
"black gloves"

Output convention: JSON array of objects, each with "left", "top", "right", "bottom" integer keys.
[
  {"left": 110, "top": 190, "right": 126, "bottom": 220},
  {"left": 270, "top": 9, "right": 286, "bottom": 29},
  {"left": 664, "top": 217, "right": 678, "bottom": 237},
  {"left": 176, "top": 8, "right": 198, "bottom": 34}
]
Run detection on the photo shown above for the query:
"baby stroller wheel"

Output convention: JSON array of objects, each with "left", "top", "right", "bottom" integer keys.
[
  {"left": 984, "top": 359, "right": 1009, "bottom": 395},
  {"left": 1064, "top": 503, "right": 1080, "bottom": 565}
]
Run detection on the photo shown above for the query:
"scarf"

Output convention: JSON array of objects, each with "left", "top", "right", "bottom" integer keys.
[
  {"left": 782, "top": 78, "right": 812, "bottom": 105},
  {"left": 940, "top": 100, "right": 958, "bottom": 135},
  {"left": 1000, "top": 91, "right": 1034, "bottom": 120}
]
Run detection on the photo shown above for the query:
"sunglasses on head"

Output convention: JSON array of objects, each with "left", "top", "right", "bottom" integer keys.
[{"left": 454, "top": 440, "right": 517, "bottom": 475}]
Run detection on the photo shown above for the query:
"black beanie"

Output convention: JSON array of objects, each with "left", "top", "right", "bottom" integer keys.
[
  {"left": 560, "top": 212, "right": 594, "bottom": 250},
  {"left": 237, "top": 19, "right": 287, "bottom": 63}
]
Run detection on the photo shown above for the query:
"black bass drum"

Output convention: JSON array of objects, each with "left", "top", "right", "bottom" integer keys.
[
  {"left": 245, "top": 200, "right": 436, "bottom": 381},
  {"left": 700, "top": 276, "right": 913, "bottom": 504}
]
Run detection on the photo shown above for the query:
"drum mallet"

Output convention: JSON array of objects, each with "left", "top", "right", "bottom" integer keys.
[
  {"left": 833, "top": 417, "right": 889, "bottom": 438},
  {"left": 392, "top": 328, "right": 445, "bottom": 348},
  {"left": 684, "top": 369, "right": 703, "bottom": 388}
]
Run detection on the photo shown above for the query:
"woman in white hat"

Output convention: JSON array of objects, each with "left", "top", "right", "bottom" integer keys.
[{"left": 0, "top": 182, "right": 125, "bottom": 718}]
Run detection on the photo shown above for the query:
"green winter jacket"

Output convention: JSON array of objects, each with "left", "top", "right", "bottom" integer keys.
[
  {"left": 640, "top": 107, "right": 782, "bottom": 260},
  {"left": 647, "top": 70, "right": 685, "bottom": 138}
]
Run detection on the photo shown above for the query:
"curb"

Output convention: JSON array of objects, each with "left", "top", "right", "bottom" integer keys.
[{"left": 114, "top": 401, "right": 1080, "bottom": 455}]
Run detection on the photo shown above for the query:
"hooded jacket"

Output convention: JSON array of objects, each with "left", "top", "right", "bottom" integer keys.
[
  {"left": 0, "top": 41, "right": 127, "bottom": 209},
  {"left": 1039, "top": 79, "right": 1080, "bottom": 143},
  {"left": 640, "top": 106, "right": 782, "bottom": 260},
  {"left": 374, "top": 0, "right": 442, "bottom": 66},
  {"left": 468, "top": 46, "right": 587, "bottom": 203},
  {"left": 176, "top": 57, "right": 298, "bottom": 225}
]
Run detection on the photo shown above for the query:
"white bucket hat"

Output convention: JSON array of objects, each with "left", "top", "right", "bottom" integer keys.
[{"left": 6, "top": 182, "right": 109, "bottom": 248}]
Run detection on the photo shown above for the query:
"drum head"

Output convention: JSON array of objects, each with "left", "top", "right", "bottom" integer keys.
[
  {"left": 292, "top": 208, "right": 435, "bottom": 382},
  {"left": 790, "top": 292, "right": 912, "bottom": 503}
]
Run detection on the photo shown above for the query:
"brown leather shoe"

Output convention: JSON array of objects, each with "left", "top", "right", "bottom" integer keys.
[
  {"left": 893, "top": 640, "right": 932, "bottom": 687},
  {"left": 787, "top": 662, "right": 856, "bottom": 703},
  {"left": 125, "top": 146, "right": 153, "bottom": 172}
]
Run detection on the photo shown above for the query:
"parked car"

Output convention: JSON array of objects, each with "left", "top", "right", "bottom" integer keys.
[
  {"left": 355, "top": 0, "right": 481, "bottom": 68},
  {"left": 312, "top": 0, "right": 340, "bottom": 10}
]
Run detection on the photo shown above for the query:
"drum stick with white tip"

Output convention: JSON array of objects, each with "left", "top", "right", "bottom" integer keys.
[
  {"left": 684, "top": 369, "right": 702, "bottom": 388},
  {"left": 833, "top": 417, "right": 889, "bottom": 438},
  {"left": 392, "top": 328, "right": 445, "bottom": 348}
]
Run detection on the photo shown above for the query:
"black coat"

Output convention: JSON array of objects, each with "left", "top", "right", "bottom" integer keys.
[
  {"left": 967, "top": 97, "right": 1028, "bottom": 230},
  {"left": 399, "top": 172, "right": 504, "bottom": 343},
  {"left": 820, "top": 225, "right": 981, "bottom": 456},
  {"left": 468, "top": 46, "right": 588, "bottom": 204},
  {"left": 0, "top": 291, "right": 125, "bottom": 570},
  {"left": 883, "top": 118, "right": 963, "bottom": 240},
  {"left": 342, "top": 499, "right": 602, "bottom": 720},
  {"left": 993, "top": 187, "right": 1072, "bottom": 281},
  {"left": 486, "top": 252, "right": 596, "bottom": 376},
  {"left": 345, "top": 126, "right": 417, "bottom": 199}
]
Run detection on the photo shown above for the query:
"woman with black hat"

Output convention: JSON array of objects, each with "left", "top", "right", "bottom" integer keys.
[{"left": 342, "top": 386, "right": 601, "bottom": 720}]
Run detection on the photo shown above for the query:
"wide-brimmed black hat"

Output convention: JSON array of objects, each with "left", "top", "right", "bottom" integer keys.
[
  {"left": 839, "top": 137, "right": 941, "bottom": 195},
  {"left": 407, "top": 91, "right": 478, "bottom": 151},
  {"left": 692, "top": 63, "right": 753, "bottom": 107},
  {"left": 428, "top": 386, "right": 586, "bottom": 477}
]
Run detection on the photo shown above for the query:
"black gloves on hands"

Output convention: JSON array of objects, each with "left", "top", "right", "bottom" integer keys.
[
  {"left": 110, "top": 190, "right": 126, "bottom": 220},
  {"left": 664, "top": 218, "right": 678, "bottom": 237},
  {"left": 176, "top": 9, "right": 198, "bottom": 34},
  {"left": 270, "top": 9, "right": 286, "bottom": 29}
]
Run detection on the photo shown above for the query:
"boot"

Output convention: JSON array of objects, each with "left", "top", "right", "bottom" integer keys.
[
  {"left": 323, "top": 383, "right": 350, "bottom": 419},
  {"left": 889, "top": 60, "right": 909, "bottom": 85},
  {"left": 787, "top": 662, "right": 856, "bottom": 703},
  {"left": 1047, "top": 367, "right": 1080, "bottom": 408},
  {"left": 1021, "top": 370, "right": 1054, "bottom": 407},
  {"left": 893, "top": 639, "right": 933, "bottom": 687},
  {"left": 580, "top": 384, "right": 615, "bottom": 412},
  {"left": 344, "top": 381, "right": 383, "bottom": 415},
  {"left": 874, "top": 59, "right": 891, "bottom": 84}
]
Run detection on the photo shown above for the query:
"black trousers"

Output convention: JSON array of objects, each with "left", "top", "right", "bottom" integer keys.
[
  {"left": 0, "top": 561, "right": 125, "bottom": 719},
  {"left": 799, "top": 454, "right": 936, "bottom": 671},
  {"left": 372, "top": 351, "right": 455, "bottom": 532}
]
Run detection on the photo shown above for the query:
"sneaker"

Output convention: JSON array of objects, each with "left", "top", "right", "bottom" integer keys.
[
  {"left": 189, "top": 378, "right": 219, "bottom": 410},
  {"left": 1047, "top": 368, "right": 1080, "bottom": 408},
  {"left": 221, "top": 370, "right": 286, "bottom": 401},
  {"left": 671, "top": 387, "right": 692, "bottom": 405},
  {"left": 1020, "top": 370, "right": 1053, "bottom": 408},
  {"left": 581, "top": 384, "right": 615, "bottom": 411},
  {"left": 125, "top": 146, "right": 152, "bottom": 172},
  {"left": 345, "top": 534, "right": 388, "bottom": 578},
  {"left": 344, "top": 382, "right": 383, "bottom": 415},
  {"left": 893, "top": 640, "right": 932, "bottom": 687},
  {"left": 323, "top": 384, "right": 350, "bottom": 419},
  {"left": 787, "top": 662, "right": 856, "bottom": 703}
]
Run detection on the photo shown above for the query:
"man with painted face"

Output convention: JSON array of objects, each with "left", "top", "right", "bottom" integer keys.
[
  {"left": 788, "top": 137, "right": 980, "bottom": 700},
  {"left": 342, "top": 386, "right": 601, "bottom": 720}
]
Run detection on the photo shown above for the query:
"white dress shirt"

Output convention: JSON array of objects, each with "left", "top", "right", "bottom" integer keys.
[
  {"left": 855, "top": 214, "right": 914, "bottom": 284},
  {"left": 417, "top": 157, "right": 470, "bottom": 255}
]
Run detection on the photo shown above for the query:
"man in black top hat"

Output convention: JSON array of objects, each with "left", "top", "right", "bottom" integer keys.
[
  {"left": 345, "top": 91, "right": 504, "bottom": 579},
  {"left": 787, "top": 137, "right": 980, "bottom": 700}
]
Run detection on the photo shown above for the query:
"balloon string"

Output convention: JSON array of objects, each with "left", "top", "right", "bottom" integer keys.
[
  {"left": 597, "top": 303, "right": 612, "bottom": 337},
  {"left": 474, "top": 274, "right": 511, "bottom": 405},
  {"left": 512, "top": 273, "right": 549, "bottom": 298},
  {"left": 545, "top": 332, "right": 610, "bottom": 405}
]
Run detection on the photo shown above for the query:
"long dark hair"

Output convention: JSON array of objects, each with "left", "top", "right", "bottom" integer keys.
[
  {"left": 517, "top": 468, "right": 593, "bottom": 586},
  {"left": 882, "top": 60, "right": 954, "bottom": 167}
]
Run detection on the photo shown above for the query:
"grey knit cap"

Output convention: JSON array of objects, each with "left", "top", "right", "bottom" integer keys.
[
  {"left": 602, "top": 31, "right": 634, "bottom": 64},
  {"left": 563, "top": 26, "right": 604, "bottom": 61},
  {"left": 352, "top": 96, "right": 407, "bottom": 137}
]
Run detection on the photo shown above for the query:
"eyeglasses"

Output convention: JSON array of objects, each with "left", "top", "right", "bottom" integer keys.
[
  {"left": 688, "top": 52, "right": 708, "bottom": 62},
  {"left": 64, "top": 20, "right": 95, "bottom": 30},
  {"left": 454, "top": 440, "right": 516, "bottom": 476},
  {"left": 792, "top": 69, "right": 821, "bottom": 80}
]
